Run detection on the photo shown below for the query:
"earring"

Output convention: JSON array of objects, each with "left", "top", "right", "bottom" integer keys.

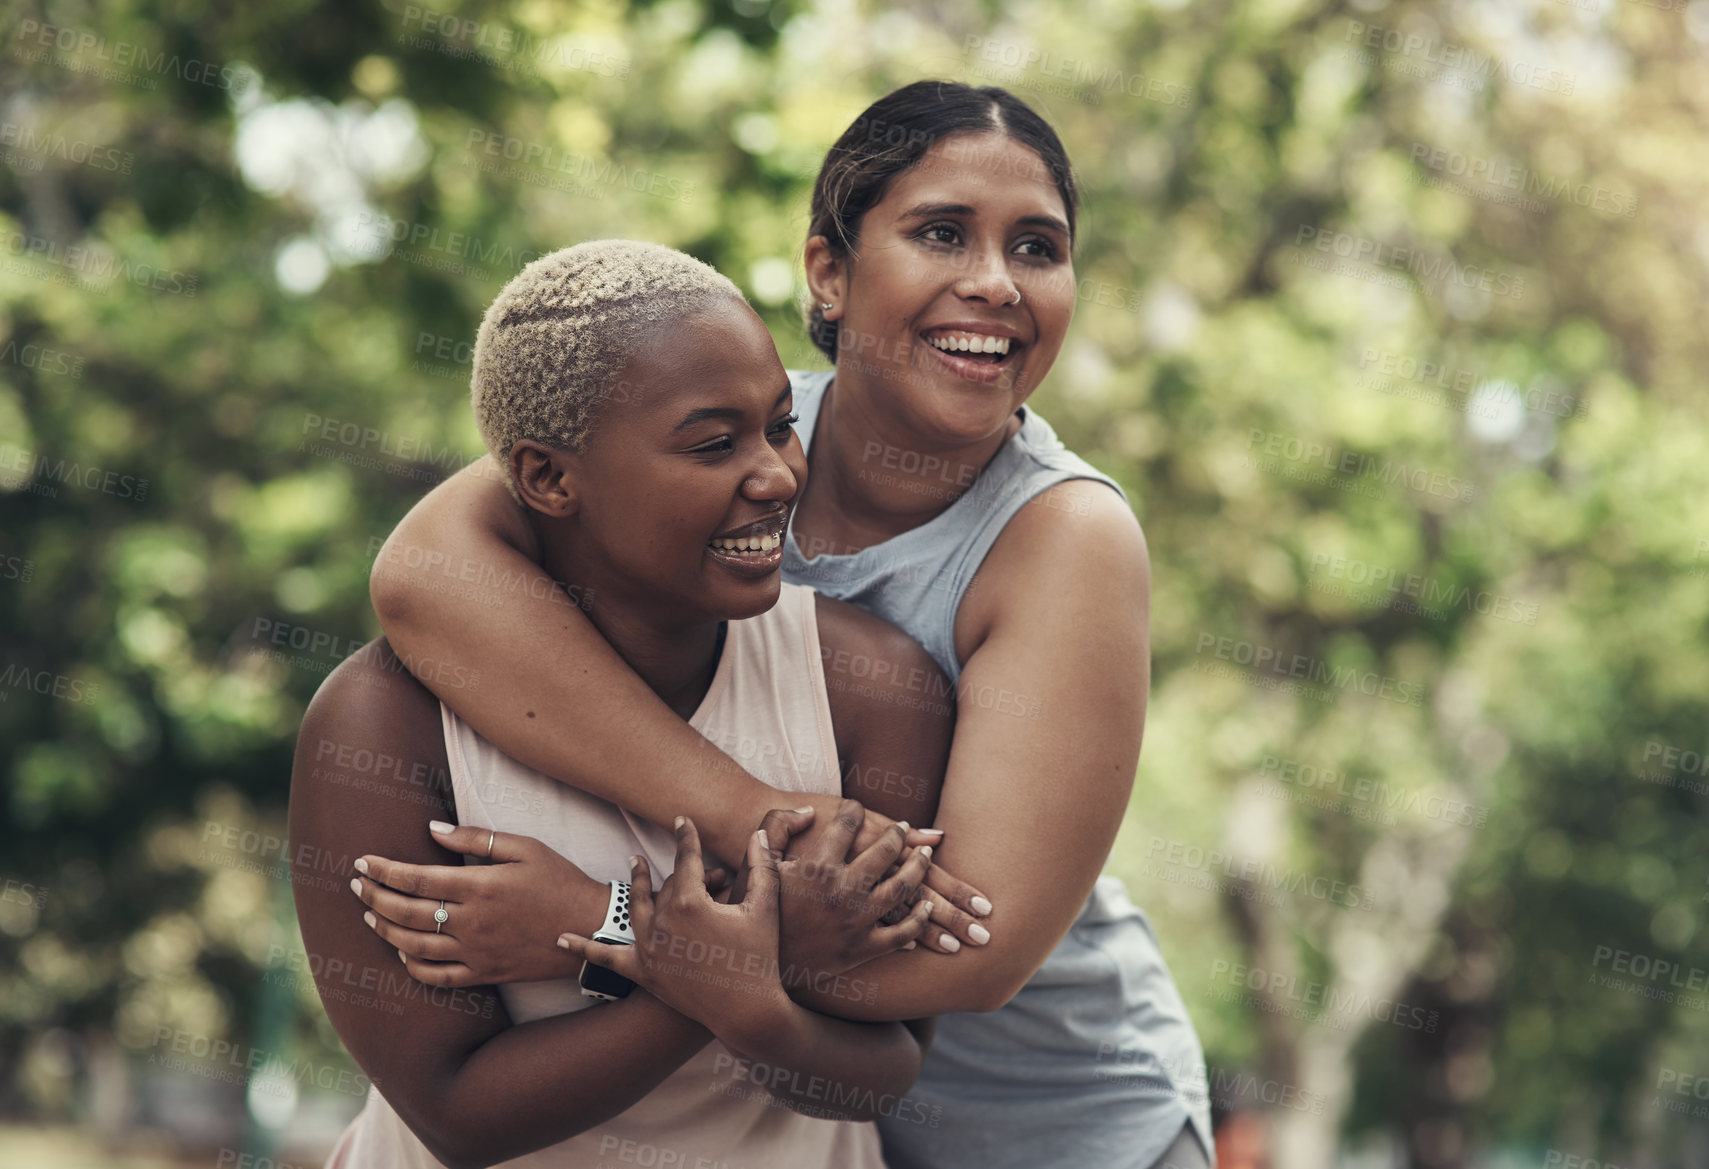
[
  {"left": 1008, "top": 289, "right": 1022, "bottom": 306},
  {"left": 819, "top": 301, "right": 834, "bottom": 312}
]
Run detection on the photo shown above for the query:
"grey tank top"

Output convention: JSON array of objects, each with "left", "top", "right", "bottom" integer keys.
[{"left": 781, "top": 370, "right": 1215, "bottom": 1169}]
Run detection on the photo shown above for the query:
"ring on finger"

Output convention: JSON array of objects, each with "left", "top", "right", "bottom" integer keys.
[
  {"left": 435, "top": 901, "right": 449, "bottom": 933},
  {"left": 486, "top": 830, "right": 496, "bottom": 858}
]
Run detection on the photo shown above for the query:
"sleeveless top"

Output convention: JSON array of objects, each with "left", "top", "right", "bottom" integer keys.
[
  {"left": 781, "top": 369, "right": 1215, "bottom": 1169},
  {"left": 326, "top": 583, "right": 887, "bottom": 1169}
]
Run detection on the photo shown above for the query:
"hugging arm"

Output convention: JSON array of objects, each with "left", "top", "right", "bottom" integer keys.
[
  {"left": 784, "top": 480, "right": 1151, "bottom": 1020},
  {"left": 368, "top": 460, "right": 988, "bottom": 944},
  {"left": 289, "top": 640, "right": 711, "bottom": 1168},
  {"left": 296, "top": 641, "right": 929, "bottom": 1152}
]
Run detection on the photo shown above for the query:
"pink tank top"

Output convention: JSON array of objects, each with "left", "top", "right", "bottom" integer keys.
[{"left": 326, "top": 583, "right": 887, "bottom": 1168}]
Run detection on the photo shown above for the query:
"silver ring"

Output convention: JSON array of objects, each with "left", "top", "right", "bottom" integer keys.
[
  {"left": 486, "top": 830, "right": 496, "bottom": 858},
  {"left": 434, "top": 901, "right": 449, "bottom": 933},
  {"left": 1008, "top": 289, "right": 1022, "bottom": 306}
]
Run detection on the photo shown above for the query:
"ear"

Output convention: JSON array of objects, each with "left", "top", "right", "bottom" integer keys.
[
  {"left": 803, "top": 235, "right": 849, "bottom": 321},
  {"left": 510, "top": 440, "right": 581, "bottom": 517}
]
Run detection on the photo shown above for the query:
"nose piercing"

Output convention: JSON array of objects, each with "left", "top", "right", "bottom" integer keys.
[{"left": 1008, "top": 289, "right": 1022, "bottom": 306}]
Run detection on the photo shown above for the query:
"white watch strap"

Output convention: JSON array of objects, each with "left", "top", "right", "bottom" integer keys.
[{"left": 592, "top": 880, "right": 634, "bottom": 945}]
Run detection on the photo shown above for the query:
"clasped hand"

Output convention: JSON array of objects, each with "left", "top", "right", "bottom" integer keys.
[{"left": 350, "top": 801, "right": 991, "bottom": 995}]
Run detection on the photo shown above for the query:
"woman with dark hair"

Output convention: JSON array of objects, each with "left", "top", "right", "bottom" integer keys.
[{"left": 361, "top": 82, "right": 1214, "bottom": 1168}]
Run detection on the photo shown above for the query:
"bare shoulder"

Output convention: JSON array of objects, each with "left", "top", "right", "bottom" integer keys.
[
  {"left": 961, "top": 478, "right": 1150, "bottom": 643},
  {"left": 297, "top": 638, "right": 445, "bottom": 760}
]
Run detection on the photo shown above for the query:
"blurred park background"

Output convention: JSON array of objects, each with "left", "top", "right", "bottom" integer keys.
[{"left": 2, "top": 0, "right": 1707, "bottom": 1165}]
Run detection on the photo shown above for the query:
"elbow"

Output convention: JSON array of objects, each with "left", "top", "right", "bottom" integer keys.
[
  {"left": 960, "top": 971, "right": 1030, "bottom": 1015},
  {"left": 368, "top": 545, "right": 412, "bottom": 626}
]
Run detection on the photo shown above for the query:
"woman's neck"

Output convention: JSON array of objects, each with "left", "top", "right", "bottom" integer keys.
[
  {"left": 801, "top": 371, "right": 1021, "bottom": 551},
  {"left": 532, "top": 523, "right": 724, "bottom": 721}
]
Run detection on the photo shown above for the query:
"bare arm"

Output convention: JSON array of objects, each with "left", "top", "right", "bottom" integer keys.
[
  {"left": 369, "top": 459, "right": 778, "bottom": 866},
  {"left": 786, "top": 480, "right": 1150, "bottom": 1019},
  {"left": 301, "top": 640, "right": 929, "bottom": 1139},
  {"left": 289, "top": 640, "right": 711, "bottom": 1168},
  {"left": 370, "top": 459, "right": 989, "bottom": 943}
]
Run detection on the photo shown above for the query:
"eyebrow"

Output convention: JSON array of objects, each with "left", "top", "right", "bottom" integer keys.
[
  {"left": 898, "top": 201, "right": 1071, "bottom": 237},
  {"left": 673, "top": 382, "right": 793, "bottom": 431}
]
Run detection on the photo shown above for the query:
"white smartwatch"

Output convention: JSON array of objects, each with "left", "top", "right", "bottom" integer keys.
[{"left": 577, "top": 880, "right": 637, "bottom": 1001}]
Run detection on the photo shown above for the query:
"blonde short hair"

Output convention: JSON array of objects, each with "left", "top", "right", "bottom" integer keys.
[{"left": 471, "top": 239, "right": 746, "bottom": 499}]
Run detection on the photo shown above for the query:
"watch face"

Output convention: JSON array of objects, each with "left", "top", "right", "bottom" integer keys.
[{"left": 579, "top": 960, "right": 635, "bottom": 1001}]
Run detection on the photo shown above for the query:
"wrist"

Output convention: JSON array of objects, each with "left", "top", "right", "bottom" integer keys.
[
  {"left": 715, "top": 983, "right": 801, "bottom": 1059},
  {"left": 710, "top": 785, "right": 784, "bottom": 869}
]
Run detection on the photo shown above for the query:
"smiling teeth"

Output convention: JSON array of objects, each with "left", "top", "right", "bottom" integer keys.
[
  {"left": 928, "top": 333, "right": 1011, "bottom": 355},
  {"left": 710, "top": 533, "right": 781, "bottom": 553}
]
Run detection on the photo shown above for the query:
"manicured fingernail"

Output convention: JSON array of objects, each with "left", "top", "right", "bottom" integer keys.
[
  {"left": 971, "top": 896, "right": 993, "bottom": 917},
  {"left": 556, "top": 936, "right": 570, "bottom": 949},
  {"left": 398, "top": 949, "right": 406, "bottom": 963},
  {"left": 941, "top": 935, "right": 961, "bottom": 953},
  {"left": 969, "top": 923, "right": 991, "bottom": 946},
  {"left": 363, "top": 912, "right": 376, "bottom": 929},
  {"left": 629, "top": 855, "right": 642, "bottom": 870},
  {"left": 904, "top": 940, "right": 917, "bottom": 950},
  {"left": 349, "top": 878, "right": 362, "bottom": 896},
  {"left": 674, "top": 816, "right": 685, "bottom": 829},
  {"left": 918, "top": 828, "right": 944, "bottom": 838},
  {"left": 429, "top": 820, "right": 454, "bottom": 834},
  {"left": 919, "top": 845, "right": 932, "bottom": 859},
  {"left": 921, "top": 901, "right": 934, "bottom": 916},
  {"left": 898, "top": 821, "right": 911, "bottom": 832},
  {"left": 794, "top": 806, "right": 814, "bottom": 814},
  {"left": 353, "top": 858, "right": 369, "bottom": 874},
  {"left": 757, "top": 828, "right": 769, "bottom": 849}
]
